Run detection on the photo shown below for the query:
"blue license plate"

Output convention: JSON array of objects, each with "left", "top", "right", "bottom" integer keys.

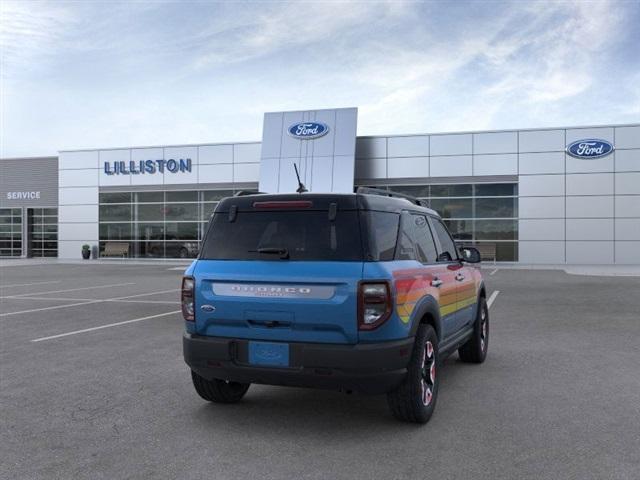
[{"left": 248, "top": 341, "right": 289, "bottom": 367}]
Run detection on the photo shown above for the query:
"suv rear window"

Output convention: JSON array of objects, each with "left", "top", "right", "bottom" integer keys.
[{"left": 201, "top": 211, "right": 363, "bottom": 261}]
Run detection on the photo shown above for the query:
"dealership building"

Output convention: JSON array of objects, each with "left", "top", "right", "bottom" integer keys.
[{"left": 1, "top": 107, "right": 639, "bottom": 264}]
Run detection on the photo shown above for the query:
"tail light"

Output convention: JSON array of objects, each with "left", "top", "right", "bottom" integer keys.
[
  {"left": 181, "top": 276, "right": 195, "bottom": 321},
  {"left": 358, "top": 281, "right": 392, "bottom": 330}
]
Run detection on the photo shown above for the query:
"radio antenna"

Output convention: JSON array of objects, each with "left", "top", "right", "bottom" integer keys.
[{"left": 294, "top": 163, "right": 308, "bottom": 193}]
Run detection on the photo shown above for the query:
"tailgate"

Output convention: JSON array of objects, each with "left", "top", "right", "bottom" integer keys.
[{"left": 194, "top": 260, "right": 363, "bottom": 344}]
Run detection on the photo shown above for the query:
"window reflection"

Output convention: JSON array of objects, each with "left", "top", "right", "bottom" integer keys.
[
  {"left": 98, "top": 189, "right": 241, "bottom": 258},
  {"left": 98, "top": 185, "right": 520, "bottom": 261},
  {"left": 356, "top": 182, "right": 519, "bottom": 261}
]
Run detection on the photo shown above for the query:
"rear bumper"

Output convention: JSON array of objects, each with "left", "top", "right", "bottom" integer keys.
[{"left": 183, "top": 333, "right": 414, "bottom": 394}]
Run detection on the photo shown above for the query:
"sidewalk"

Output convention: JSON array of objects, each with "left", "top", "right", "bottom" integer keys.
[
  {"left": 0, "top": 258, "right": 193, "bottom": 268},
  {"left": 481, "top": 263, "right": 640, "bottom": 277}
]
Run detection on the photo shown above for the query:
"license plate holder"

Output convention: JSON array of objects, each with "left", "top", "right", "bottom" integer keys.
[{"left": 248, "top": 341, "right": 290, "bottom": 367}]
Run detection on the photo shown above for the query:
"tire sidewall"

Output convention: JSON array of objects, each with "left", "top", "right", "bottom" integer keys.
[
  {"left": 476, "top": 297, "right": 489, "bottom": 361},
  {"left": 410, "top": 325, "right": 439, "bottom": 422}
]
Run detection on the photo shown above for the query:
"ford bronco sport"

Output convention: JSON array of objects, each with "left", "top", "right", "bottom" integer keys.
[{"left": 182, "top": 188, "right": 488, "bottom": 423}]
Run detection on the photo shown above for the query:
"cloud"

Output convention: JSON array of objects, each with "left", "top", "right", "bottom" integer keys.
[
  {"left": 0, "top": 0, "right": 74, "bottom": 74},
  {"left": 190, "top": 1, "right": 409, "bottom": 69},
  {"left": 357, "top": 0, "right": 635, "bottom": 134},
  {"left": 0, "top": 0, "right": 637, "bottom": 157}
]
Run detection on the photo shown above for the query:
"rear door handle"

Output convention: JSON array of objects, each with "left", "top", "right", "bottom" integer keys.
[
  {"left": 455, "top": 274, "right": 465, "bottom": 282},
  {"left": 431, "top": 278, "right": 443, "bottom": 287}
]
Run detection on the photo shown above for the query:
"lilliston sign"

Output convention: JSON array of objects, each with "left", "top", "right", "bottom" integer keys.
[{"left": 103, "top": 158, "right": 192, "bottom": 175}]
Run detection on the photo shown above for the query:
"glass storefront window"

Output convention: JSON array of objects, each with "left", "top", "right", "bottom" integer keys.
[
  {"left": 391, "top": 185, "right": 430, "bottom": 198},
  {"left": 0, "top": 208, "right": 23, "bottom": 257},
  {"left": 474, "top": 183, "right": 518, "bottom": 197},
  {"left": 474, "top": 220, "right": 517, "bottom": 240},
  {"left": 482, "top": 241, "right": 518, "bottom": 262},
  {"left": 166, "top": 191, "right": 198, "bottom": 202},
  {"left": 164, "top": 203, "right": 198, "bottom": 221},
  {"left": 165, "top": 222, "right": 199, "bottom": 240},
  {"left": 27, "top": 208, "right": 58, "bottom": 257},
  {"left": 99, "top": 192, "right": 132, "bottom": 203},
  {"left": 475, "top": 197, "right": 517, "bottom": 218},
  {"left": 137, "top": 223, "right": 165, "bottom": 240},
  {"left": 99, "top": 204, "right": 132, "bottom": 222},
  {"left": 355, "top": 182, "right": 519, "bottom": 261},
  {"left": 99, "top": 223, "right": 132, "bottom": 240},
  {"left": 97, "top": 185, "right": 517, "bottom": 260},
  {"left": 430, "top": 198, "right": 473, "bottom": 218},
  {"left": 203, "top": 190, "right": 234, "bottom": 201},
  {"left": 99, "top": 188, "right": 252, "bottom": 258},
  {"left": 137, "top": 204, "right": 164, "bottom": 221},
  {"left": 430, "top": 184, "right": 473, "bottom": 198},
  {"left": 136, "top": 191, "right": 164, "bottom": 203},
  {"left": 443, "top": 219, "right": 473, "bottom": 241},
  {"left": 201, "top": 203, "right": 218, "bottom": 221}
]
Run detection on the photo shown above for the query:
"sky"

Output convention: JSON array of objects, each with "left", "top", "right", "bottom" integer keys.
[{"left": 1, "top": 0, "right": 639, "bottom": 157}]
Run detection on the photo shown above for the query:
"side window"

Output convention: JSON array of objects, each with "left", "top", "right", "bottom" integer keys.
[
  {"left": 363, "top": 211, "right": 399, "bottom": 261},
  {"left": 412, "top": 215, "right": 438, "bottom": 263},
  {"left": 396, "top": 215, "right": 417, "bottom": 261},
  {"left": 431, "top": 218, "right": 458, "bottom": 262}
]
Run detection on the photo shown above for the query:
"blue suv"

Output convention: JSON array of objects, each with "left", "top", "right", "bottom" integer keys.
[{"left": 182, "top": 189, "right": 488, "bottom": 423}]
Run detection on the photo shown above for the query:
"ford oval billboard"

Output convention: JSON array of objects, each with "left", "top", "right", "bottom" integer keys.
[
  {"left": 566, "top": 139, "right": 614, "bottom": 159},
  {"left": 287, "top": 122, "right": 329, "bottom": 140}
]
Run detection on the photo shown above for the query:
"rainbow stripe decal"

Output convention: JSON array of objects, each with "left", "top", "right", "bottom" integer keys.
[{"left": 393, "top": 268, "right": 477, "bottom": 324}]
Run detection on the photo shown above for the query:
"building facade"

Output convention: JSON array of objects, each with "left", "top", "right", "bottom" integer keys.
[
  {"left": 1, "top": 109, "right": 639, "bottom": 264},
  {"left": 0, "top": 156, "right": 59, "bottom": 258}
]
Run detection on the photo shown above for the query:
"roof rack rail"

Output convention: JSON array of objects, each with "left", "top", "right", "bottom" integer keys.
[
  {"left": 233, "top": 190, "right": 266, "bottom": 197},
  {"left": 356, "top": 186, "right": 428, "bottom": 207}
]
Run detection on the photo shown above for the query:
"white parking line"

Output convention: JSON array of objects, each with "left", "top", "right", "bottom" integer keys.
[
  {"left": 0, "top": 300, "right": 103, "bottom": 317},
  {"left": 31, "top": 310, "right": 181, "bottom": 342},
  {"left": 112, "top": 289, "right": 176, "bottom": 300},
  {"left": 487, "top": 290, "right": 500, "bottom": 308},
  {"left": 0, "top": 281, "right": 61, "bottom": 289},
  {"left": 2, "top": 296, "right": 177, "bottom": 305},
  {"left": 112, "top": 299, "right": 178, "bottom": 305},
  {"left": 0, "top": 288, "right": 179, "bottom": 317},
  {"left": 1, "top": 288, "right": 176, "bottom": 302},
  {"left": 9, "top": 282, "right": 136, "bottom": 298},
  {"left": 489, "top": 269, "right": 498, "bottom": 275}
]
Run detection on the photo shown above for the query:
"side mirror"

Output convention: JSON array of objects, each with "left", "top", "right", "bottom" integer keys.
[{"left": 460, "top": 246, "right": 481, "bottom": 263}]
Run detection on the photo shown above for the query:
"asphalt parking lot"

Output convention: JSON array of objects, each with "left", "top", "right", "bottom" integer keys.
[{"left": 1, "top": 262, "right": 639, "bottom": 480}]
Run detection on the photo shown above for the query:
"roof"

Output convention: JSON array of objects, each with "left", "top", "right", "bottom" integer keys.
[{"left": 215, "top": 192, "right": 440, "bottom": 217}]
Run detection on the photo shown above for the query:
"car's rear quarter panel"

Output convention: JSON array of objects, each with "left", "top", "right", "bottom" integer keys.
[{"left": 359, "top": 260, "right": 450, "bottom": 342}]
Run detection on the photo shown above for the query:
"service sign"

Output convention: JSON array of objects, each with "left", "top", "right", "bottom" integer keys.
[
  {"left": 287, "top": 122, "right": 330, "bottom": 140},
  {"left": 6, "top": 191, "right": 41, "bottom": 200},
  {"left": 566, "top": 139, "right": 614, "bottom": 159}
]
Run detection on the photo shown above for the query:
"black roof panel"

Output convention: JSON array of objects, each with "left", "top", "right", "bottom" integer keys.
[{"left": 215, "top": 192, "right": 440, "bottom": 217}]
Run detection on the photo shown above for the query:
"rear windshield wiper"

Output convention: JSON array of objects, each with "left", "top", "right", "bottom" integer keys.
[{"left": 249, "top": 247, "right": 290, "bottom": 259}]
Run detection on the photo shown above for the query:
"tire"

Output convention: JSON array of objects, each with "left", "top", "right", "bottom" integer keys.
[
  {"left": 191, "top": 370, "right": 250, "bottom": 403},
  {"left": 387, "top": 324, "right": 439, "bottom": 424},
  {"left": 458, "top": 296, "right": 489, "bottom": 363}
]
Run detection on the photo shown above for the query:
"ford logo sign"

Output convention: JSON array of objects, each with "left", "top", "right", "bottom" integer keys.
[
  {"left": 566, "top": 139, "right": 614, "bottom": 159},
  {"left": 287, "top": 122, "right": 329, "bottom": 140}
]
